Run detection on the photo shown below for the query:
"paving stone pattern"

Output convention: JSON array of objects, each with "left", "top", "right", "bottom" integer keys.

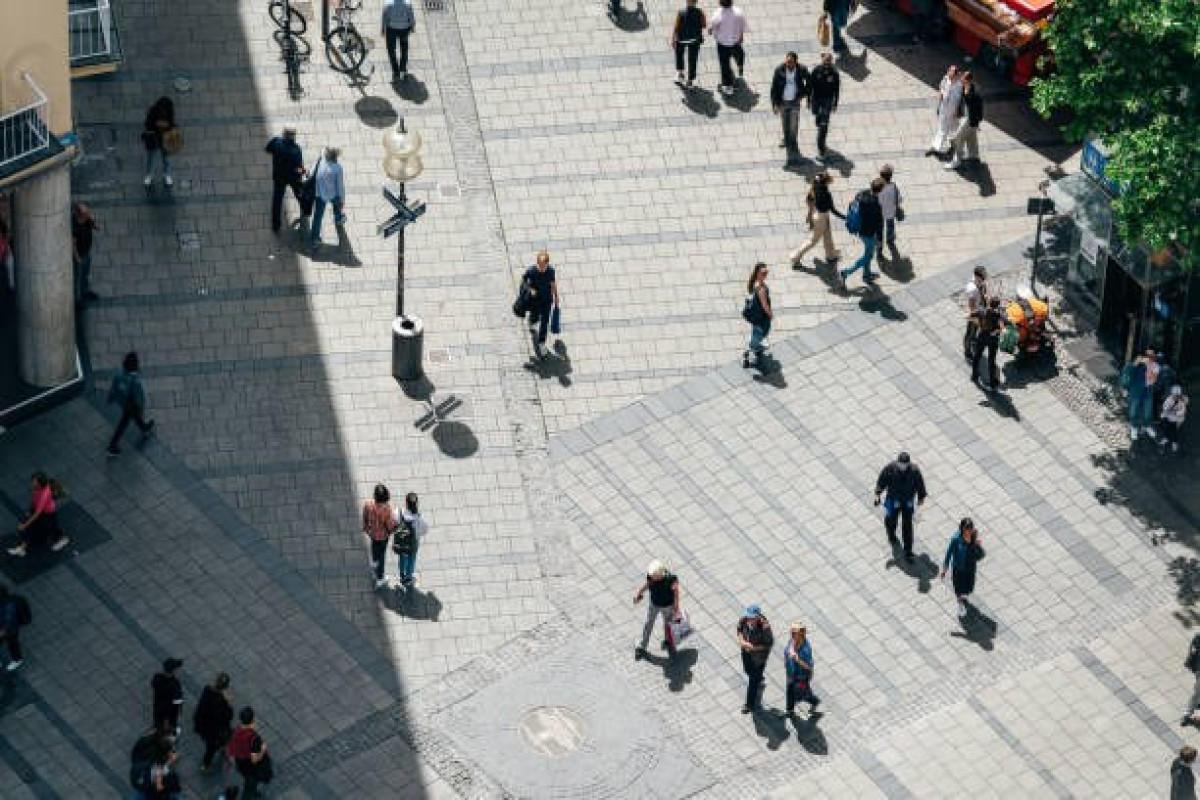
[{"left": 0, "top": 0, "right": 1195, "bottom": 797}]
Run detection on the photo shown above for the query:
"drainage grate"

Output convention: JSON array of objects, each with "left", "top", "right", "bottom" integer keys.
[{"left": 424, "top": 0, "right": 446, "bottom": 11}]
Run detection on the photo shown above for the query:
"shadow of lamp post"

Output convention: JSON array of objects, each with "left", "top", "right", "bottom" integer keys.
[{"left": 380, "top": 119, "right": 427, "bottom": 381}]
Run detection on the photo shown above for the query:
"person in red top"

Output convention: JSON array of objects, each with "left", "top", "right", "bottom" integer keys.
[
  {"left": 8, "top": 472, "right": 69, "bottom": 556},
  {"left": 362, "top": 483, "right": 397, "bottom": 589},
  {"left": 228, "top": 707, "right": 272, "bottom": 799}
]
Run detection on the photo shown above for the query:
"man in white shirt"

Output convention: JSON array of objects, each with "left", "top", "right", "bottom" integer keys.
[
  {"left": 963, "top": 265, "right": 988, "bottom": 360},
  {"left": 770, "top": 53, "right": 810, "bottom": 157},
  {"left": 381, "top": 0, "right": 416, "bottom": 81},
  {"left": 708, "top": 0, "right": 748, "bottom": 96},
  {"left": 310, "top": 147, "right": 346, "bottom": 248}
]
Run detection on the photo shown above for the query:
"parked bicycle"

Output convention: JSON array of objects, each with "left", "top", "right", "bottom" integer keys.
[
  {"left": 269, "top": 0, "right": 309, "bottom": 99},
  {"left": 325, "top": 0, "right": 368, "bottom": 75},
  {"left": 269, "top": 0, "right": 306, "bottom": 34}
]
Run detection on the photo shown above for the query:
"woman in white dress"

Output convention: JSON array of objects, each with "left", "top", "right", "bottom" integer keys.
[{"left": 927, "top": 66, "right": 962, "bottom": 156}]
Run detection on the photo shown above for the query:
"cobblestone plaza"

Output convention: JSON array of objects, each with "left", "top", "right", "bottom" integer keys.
[{"left": 0, "top": 0, "right": 1196, "bottom": 797}]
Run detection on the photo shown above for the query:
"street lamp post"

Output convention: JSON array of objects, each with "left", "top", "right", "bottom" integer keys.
[
  {"left": 1026, "top": 179, "right": 1054, "bottom": 299},
  {"left": 380, "top": 119, "right": 427, "bottom": 380}
]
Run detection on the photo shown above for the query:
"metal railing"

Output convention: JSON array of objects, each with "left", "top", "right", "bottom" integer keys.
[
  {"left": 68, "top": 0, "right": 116, "bottom": 64},
  {"left": 0, "top": 73, "right": 52, "bottom": 172}
]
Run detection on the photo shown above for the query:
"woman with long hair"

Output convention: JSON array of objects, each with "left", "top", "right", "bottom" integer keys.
[
  {"left": 8, "top": 472, "right": 68, "bottom": 556},
  {"left": 742, "top": 263, "right": 773, "bottom": 369}
]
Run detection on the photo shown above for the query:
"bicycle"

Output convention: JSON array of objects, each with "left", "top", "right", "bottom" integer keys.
[
  {"left": 325, "top": 0, "right": 368, "bottom": 75},
  {"left": 269, "top": 0, "right": 306, "bottom": 35}
]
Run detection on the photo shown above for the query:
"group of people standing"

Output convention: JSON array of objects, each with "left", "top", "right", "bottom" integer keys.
[
  {"left": 1125, "top": 348, "right": 1189, "bottom": 453},
  {"left": 927, "top": 65, "right": 985, "bottom": 170},
  {"left": 264, "top": 127, "right": 347, "bottom": 248},
  {"left": 362, "top": 483, "right": 428, "bottom": 589}
]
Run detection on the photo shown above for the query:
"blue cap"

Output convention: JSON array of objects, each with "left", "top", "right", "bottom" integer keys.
[{"left": 744, "top": 605, "right": 762, "bottom": 618}]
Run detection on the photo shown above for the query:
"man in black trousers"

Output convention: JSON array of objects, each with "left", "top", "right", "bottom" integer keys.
[
  {"left": 874, "top": 452, "right": 927, "bottom": 563},
  {"left": 736, "top": 605, "right": 773, "bottom": 713},
  {"left": 770, "top": 52, "right": 810, "bottom": 159},
  {"left": 809, "top": 52, "right": 841, "bottom": 158},
  {"left": 264, "top": 127, "right": 306, "bottom": 233}
]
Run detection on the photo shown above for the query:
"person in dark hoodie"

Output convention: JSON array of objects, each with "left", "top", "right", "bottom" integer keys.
[
  {"left": 808, "top": 52, "right": 840, "bottom": 157},
  {"left": 874, "top": 452, "right": 927, "bottom": 563},
  {"left": 151, "top": 658, "right": 184, "bottom": 736},
  {"left": 837, "top": 178, "right": 883, "bottom": 291},
  {"left": 193, "top": 672, "right": 234, "bottom": 772},
  {"left": 142, "top": 97, "right": 176, "bottom": 189}
]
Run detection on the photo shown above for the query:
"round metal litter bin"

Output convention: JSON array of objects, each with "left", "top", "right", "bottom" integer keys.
[{"left": 391, "top": 314, "right": 424, "bottom": 381}]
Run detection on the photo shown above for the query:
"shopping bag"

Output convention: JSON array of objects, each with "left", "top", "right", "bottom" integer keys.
[
  {"left": 549, "top": 305, "right": 561, "bottom": 335},
  {"left": 998, "top": 324, "right": 1018, "bottom": 355},
  {"left": 668, "top": 610, "right": 693, "bottom": 644},
  {"left": 162, "top": 127, "right": 184, "bottom": 155},
  {"left": 817, "top": 14, "right": 831, "bottom": 48}
]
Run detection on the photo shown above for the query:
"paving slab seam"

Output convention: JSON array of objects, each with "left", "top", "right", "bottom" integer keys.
[
  {"left": 850, "top": 747, "right": 918, "bottom": 800},
  {"left": 1071, "top": 645, "right": 1186, "bottom": 752},
  {"left": 967, "top": 696, "right": 1075, "bottom": 799},
  {"left": 0, "top": 731, "right": 61, "bottom": 800}
]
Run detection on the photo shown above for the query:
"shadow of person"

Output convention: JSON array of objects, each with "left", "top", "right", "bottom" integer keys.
[
  {"left": 1000, "top": 351, "right": 1059, "bottom": 390},
  {"left": 783, "top": 159, "right": 820, "bottom": 179},
  {"left": 381, "top": 584, "right": 443, "bottom": 621},
  {"left": 961, "top": 160, "right": 996, "bottom": 197},
  {"left": 723, "top": 83, "right": 761, "bottom": 113},
  {"left": 353, "top": 96, "right": 399, "bottom": 129},
  {"left": 392, "top": 75, "right": 431, "bottom": 105},
  {"left": 751, "top": 708, "right": 791, "bottom": 751},
  {"left": 431, "top": 420, "right": 479, "bottom": 459},
  {"left": 858, "top": 287, "right": 909, "bottom": 321},
  {"left": 835, "top": 46, "right": 871, "bottom": 82},
  {"left": 612, "top": 1, "right": 650, "bottom": 31},
  {"left": 642, "top": 648, "right": 699, "bottom": 692},
  {"left": 752, "top": 361, "right": 787, "bottom": 388},
  {"left": 816, "top": 148, "right": 855, "bottom": 178},
  {"left": 790, "top": 711, "right": 828, "bottom": 755},
  {"left": 976, "top": 386, "right": 1020, "bottom": 421},
  {"left": 880, "top": 247, "right": 915, "bottom": 283},
  {"left": 681, "top": 86, "right": 720, "bottom": 118},
  {"left": 885, "top": 542, "right": 936, "bottom": 594},
  {"left": 950, "top": 600, "right": 997, "bottom": 651},
  {"left": 524, "top": 344, "right": 573, "bottom": 388}
]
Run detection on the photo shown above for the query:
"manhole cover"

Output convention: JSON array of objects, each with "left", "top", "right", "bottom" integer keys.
[{"left": 518, "top": 706, "right": 585, "bottom": 757}]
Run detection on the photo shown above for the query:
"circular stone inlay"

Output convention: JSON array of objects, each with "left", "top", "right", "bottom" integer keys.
[{"left": 518, "top": 706, "right": 586, "bottom": 758}]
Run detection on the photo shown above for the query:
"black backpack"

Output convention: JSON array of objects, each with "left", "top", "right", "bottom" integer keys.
[
  {"left": 13, "top": 595, "right": 31, "bottom": 627},
  {"left": 128, "top": 732, "right": 159, "bottom": 791}
]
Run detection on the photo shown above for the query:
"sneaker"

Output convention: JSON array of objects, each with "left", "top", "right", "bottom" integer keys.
[
  {"left": 944, "top": 160, "right": 961, "bottom": 170},
  {"left": 742, "top": 352, "right": 751, "bottom": 369},
  {"left": 1173, "top": 443, "right": 1180, "bottom": 453},
  {"left": 5, "top": 660, "right": 23, "bottom": 672},
  {"left": 835, "top": 271, "right": 847, "bottom": 292},
  {"left": 50, "top": 537, "right": 70, "bottom": 553},
  {"left": 398, "top": 71, "right": 408, "bottom": 81},
  {"left": 827, "top": 249, "right": 842, "bottom": 261},
  {"left": 957, "top": 601, "right": 967, "bottom": 618},
  {"left": 741, "top": 705, "right": 752, "bottom": 714},
  {"left": 634, "top": 646, "right": 648, "bottom": 661},
  {"left": 164, "top": 175, "right": 174, "bottom": 188},
  {"left": 143, "top": 175, "right": 152, "bottom": 187},
  {"left": 685, "top": 78, "right": 694, "bottom": 88},
  {"left": 864, "top": 273, "right": 878, "bottom": 284},
  {"left": 810, "top": 698, "right": 821, "bottom": 712},
  {"left": 675, "top": 71, "right": 685, "bottom": 86},
  {"left": 374, "top": 578, "right": 388, "bottom": 589},
  {"left": 6, "top": 545, "right": 26, "bottom": 557},
  {"left": 1130, "top": 427, "right": 1138, "bottom": 440},
  {"left": 535, "top": 343, "right": 547, "bottom": 359}
]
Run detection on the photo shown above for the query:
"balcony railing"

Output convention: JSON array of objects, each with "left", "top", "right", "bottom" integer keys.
[
  {"left": 0, "top": 73, "right": 52, "bottom": 173},
  {"left": 69, "top": 0, "right": 118, "bottom": 65}
]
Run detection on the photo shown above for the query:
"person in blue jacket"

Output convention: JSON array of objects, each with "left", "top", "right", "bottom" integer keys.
[
  {"left": 784, "top": 623, "right": 820, "bottom": 718},
  {"left": 941, "top": 517, "right": 985, "bottom": 618}
]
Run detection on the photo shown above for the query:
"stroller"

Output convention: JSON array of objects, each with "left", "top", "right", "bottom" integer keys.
[{"left": 999, "top": 287, "right": 1052, "bottom": 359}]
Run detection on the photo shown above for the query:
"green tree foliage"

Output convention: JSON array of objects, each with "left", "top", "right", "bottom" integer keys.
[{"left": 1031, "top": 0, "right": 1198, "bottom": 267}]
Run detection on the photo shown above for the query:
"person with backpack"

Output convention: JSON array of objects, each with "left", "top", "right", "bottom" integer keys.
[
  {"left": 874, "top": 452, "right": 927, "bottom": 563},
  {"left": 8, "top": 471, "right": 69, "bottom": 556},
  {"left": 784, "top": 623, "right": 820, "bottom": 718},
  {"left": 265, "top": 127, "right": 307, "bottom": 233},
  {"left": 0, "top": 586, "right": 30, "bottom": 671},
  {"left": 107, "top": 351, "right": 155, "bottom": 458},
  {"left": 971, "top": 296, "right": 1004, "bottom": 390},
  {"left": 129, "top": 728, "right": 172, "bottom": 800},
  {"left": 737, "top": 605, "right": 773, "bottom": 713},
  {"left": 524, "top": 250, "right": 561, "bottom": 359},
  {"left": 790, "top": 171, "right": 844, "bottom": 267},
  {"left": 395, "top": 492, "right": 427, "bottom": 587},
  {"left": 940, "top": 518, "right": 986, "bottom": 618},
  {"left": 634, "top": 560, "right": 681, "bottom": 660},
  {"left": 142, "top": 97, "right": 176, "bottom": 189},
  {"left": 771, "top": 52, "right": 811, "bottom": 159},
  {"left": 194, "top": 672, "right": 235, "bottom": 772},
  {"left": 808, "top": 52, "right": 840, "bottom": 158},
  {"left": 148, "top": 745, "right": 183, "bottom": 800},
  {"left": 228, "top": 706, "right": 273, "bottom": 799},
  {"left": 836, "top": 178, "right": 883, "bottom": 291},
  {"left": 741, "top": 262, "right": 773, "bottom": 370},
  {"left": 152, "top": 658, "right": 185, "bottom": 737},
  {"left": 363, "top": 483, "right": 397, "bottom": 589},
  {"left": 671, "top": 0, "right": 706, "bottom": 89}
]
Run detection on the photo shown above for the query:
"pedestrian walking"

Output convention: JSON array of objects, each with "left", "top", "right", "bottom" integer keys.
[
  {"left": 671, "top": 0, "right": 706, "bottom": 89},
  {"left": 1172, "top": 746, "right": 1197, "bottom": 800},
  {"left": 0, "top": 586, "right": 30, "bottom": 671},
  {"left": 741, "top": 262, "right": 773, "bottom": 369},
  {"left": 151, "top": 657, "right": 185, "bottom": 737},
  {"left": 395, "top": 492, "right": 427, "bottom": 587},
  {"left": 1180, "top": 633, "right": 1200, "bottom": 727},
  {"left": 823, "top": 0, "right": 852, "bottom": 52},
  {"left": 927, "top": 65, "right": 963, "bottom": 157},
  {"left": 193, "top": 673, "right": 234, "bottom": 773},
  {"left": 809, "top": 52, "right": 840, "bottom": 157},
  {"left": 876, "top": 165, "right": 902, "bottom": 256},
  {"left": 1160, "top": 385, "right": 1188, "bottom": 453},
  {"left": 836, "top": 178, "right": 883, "bottom": 290},
  {"left": 770, "top": 52, "right": 811, "bottom": 158},
  {"left": 148, "top": 746, "right": 183, "bottom": 800},
  {"left": 72, "top": 202, "right": 99, "bottom": 302},
  {"left": 265, "top": 127, "right": 307, "bottom": 233},
  {"left": 971, "top": 296, "right": 1004, "bottom": 390},
  {"left": 142, "top": 96, "right": 176, "bottom": 189},
  {"left": 7, "top": 471, "right": 69, "bottom": 556},
  {"left": 790, "top": 171, "right": 844, "bottom": 267},
  {"left": 107, "top": 351, "right": 155, "bottom": 457},
  {"left": 962, "top": 266, "right": 989, "bottom": 360},
  {"left": 363, "top": 483, "right": 397, "bottom": 589},
  {"left": 944, "top": 71, "right": 983, "bottom": 170},
  {"left": 737, "top": 605, "right": 773, "bottom": 713},
  {"left": 940, "top": 518, "right": 985, "bottom": 618},
  {"left": 708, "top": 0, "right": 747, "bottom": 96},
  {"left": 783, "top": 623, "right": 820, "bottom": 717},
  {"left": 309, "top": 147, "right": 346, "bottom": 248},
  {"left": 1123, "top": 349, "right": 1160, "bottom": 440},
  {"left": 382, "top": 0, "right": 416, "bottom": 81},
  {"left": 873, "top": 452, "right": 927, "bottom": 563},
  {"left": 523, "top": 251, "right": 560, "bottom": 359},
  {"left": 228, "top": 707, "right": 273, "bottom": 799},
  {"left": 129, "top": 728, "right": 172, "bottom": 800},
  {"left": 634, "top": 560, "right": 680, "bottom": 660}
]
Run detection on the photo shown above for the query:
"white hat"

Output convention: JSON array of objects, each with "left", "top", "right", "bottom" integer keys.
[{"left": 647, "top": 560, "right": 665, "bottom": 578}]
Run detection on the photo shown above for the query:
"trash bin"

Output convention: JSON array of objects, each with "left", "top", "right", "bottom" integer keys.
[{"left": 392, "top": 314, "right": 424, "bottom": 381}]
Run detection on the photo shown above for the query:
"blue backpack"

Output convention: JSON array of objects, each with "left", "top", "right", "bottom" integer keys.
[{"left": 845, "top": 194, "right": 863, "bottom": 234}]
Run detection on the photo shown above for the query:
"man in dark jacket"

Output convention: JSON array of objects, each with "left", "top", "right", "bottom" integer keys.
[
  {"left": 971, "top": 296, "right": 1004, "bottom": 390},
  {"left": 736, "top": 606, "right": 773, "bottom": 713},
  {"left": 837, "top": 178, "right": 883, "bottom": 290},
  {"left": 107, "top": 351, "right": 155, "bottom": 458},
  {"left": 946, "top": 71, "right": 984, "bottom": 170},
  {"left": 874, "top": 452, "right": 927, "bottom": 562},
  {"left": 151, "top": 657, "right": 185, "bottom": 736},
  {"left": 770, "top": 52, "right": 810, "bottom": 157},
  {"left": 1172, "top": 746, "right": 1197, "bottom": 800},
  {"left": 671, "top": 0, "right": 706, "bottom": 88},
  {"left": 809, "top": 53, "right": 840, "bottom": 156},
  {"left": 265, "top": 127, "right": 307, "bottom": 232}
]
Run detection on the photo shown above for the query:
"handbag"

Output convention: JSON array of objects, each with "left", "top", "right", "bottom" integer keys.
[
  {"left": 162, "top": 127, "right": 184, "bottom": 155},
  {"left": 549, "top": 305, "right": 561, "bottom": 335},
  {"left": 512, "top": 276, "right": 532, "bottom": 318},
  {"left": 667, "top": 610, "right": 693, "bottom": 644},
  {"left": 998, "top": 324, "right": 1018, "bottom": 355},
  {"left": 297, "top": 158, "right": 321, "bottom": 216},
  {"left": 817, "top": 14, "right": 831, "bottom": 47},
  {"left": 895, "top": 206, "right": 906, "bottom": 222}
]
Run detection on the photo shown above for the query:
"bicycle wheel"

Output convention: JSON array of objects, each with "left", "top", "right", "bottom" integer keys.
[
  {"left": 273, "top": 28, "right": 312, "bottom": 59},
  {"left": 325, "top": 26, "right": 366, "bottom": 74},
  {"left": 269, "top": 1, "right": 306, "bottom": 35}
]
